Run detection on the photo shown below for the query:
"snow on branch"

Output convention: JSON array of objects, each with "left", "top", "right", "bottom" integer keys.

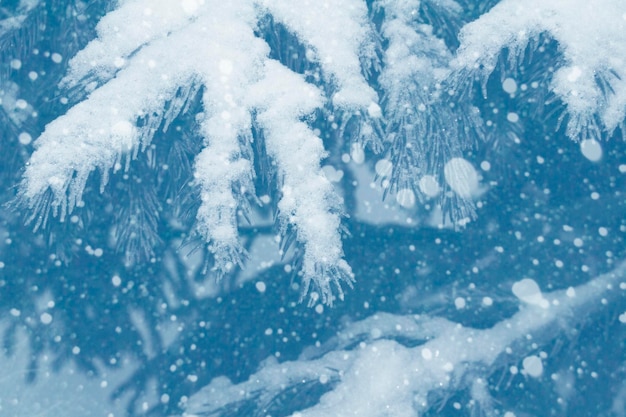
[
  {"left": 20, "top": 0, "right": 623, "bottom": 304},
  {"left": 375, "top": 0, "right": 482, "bottom": 224},
  {"left": 182, "top": 261, "right": 626, "bottom": 416},
  {"left": 248, "top": 61, "right": 354, "bottom": 304},
  {"left": 452, "top": 0, "right": 626, "bottom": 141},
  {"left": 18, "top": 0, "right": 379, "bottom": 304},
  {"left": 261, "top": 0, "right": 378, "bottom": 111}
]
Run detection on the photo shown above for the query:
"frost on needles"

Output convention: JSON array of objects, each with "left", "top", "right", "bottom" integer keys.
[{"left": 18, "top": 0, "right": 626, "bottom": 305}]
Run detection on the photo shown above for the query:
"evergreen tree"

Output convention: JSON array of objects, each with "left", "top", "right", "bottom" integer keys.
[{"left": 0, "top": 1, "right": 624, "bottom": 416}]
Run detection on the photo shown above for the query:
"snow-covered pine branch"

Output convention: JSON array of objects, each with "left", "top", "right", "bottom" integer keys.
[
  {"left": 18, "top": 0, "right": 379, "bottom": 305},
  {"left": 376, "top": 0, "right": 482, "bottom": 224},
  {"left": 181, "top": 261, "right": 626, "bottom": 417},
  {"left": 452, "top": 0, "right": 626, "bottom": 142},
  {"left": 18, "top": 0, "right": 626, "bottom": 305}
]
